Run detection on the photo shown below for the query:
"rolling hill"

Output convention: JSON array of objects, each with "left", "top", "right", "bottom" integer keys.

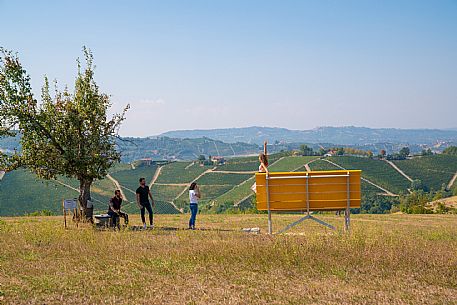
[
  {"left": 0, "top": 134, "right": 261, "bottom": 163},
  {"left": 1, "top": 154, "right": 456, "bottom": 216},
  {"left": 161, "top": 126, "right": 457, "bottom": 146}
]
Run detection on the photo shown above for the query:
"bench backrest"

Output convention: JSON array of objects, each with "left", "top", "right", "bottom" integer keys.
[{"left": 255, "top": 170, "right": 361, "bottom": 211}]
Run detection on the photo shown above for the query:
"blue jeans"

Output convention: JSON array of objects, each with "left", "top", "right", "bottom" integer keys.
[{"left": 189, "top": 204, "right": 198, "bottom": 228}]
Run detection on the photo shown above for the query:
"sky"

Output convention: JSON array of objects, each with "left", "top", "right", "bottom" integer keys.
[{"left": 1, "top": 0, "right": 456, "bottom": 137}]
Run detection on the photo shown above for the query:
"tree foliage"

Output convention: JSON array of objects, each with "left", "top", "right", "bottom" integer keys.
[
  {"left": 0, "top": 47, "right": 128, "bottom": 210},
  {"left": 399, "top": 146, "right": 410, "bottom": 158},
  {"left": 299, "top": 144, "right": 314, "bottom": 156},
  {"left": 443, "top": 146, "right": 457, "bottom": 156},
  {"left": 399, "top": 191, "right": 433, "bottom": 214}
]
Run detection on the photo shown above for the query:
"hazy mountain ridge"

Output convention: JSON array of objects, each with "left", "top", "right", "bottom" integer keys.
[
  {"left": 161, "top": 126, "right": 457, "bottom": 146},
  {"left": 2, "top": 126, "right": 457, "bottom": 162}
]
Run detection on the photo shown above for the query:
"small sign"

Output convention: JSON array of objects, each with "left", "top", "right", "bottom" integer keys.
[{"left": 63, "top": 199, "right": 77, "bottom": 210}]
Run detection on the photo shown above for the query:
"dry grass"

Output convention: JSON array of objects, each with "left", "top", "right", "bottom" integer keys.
[{"left": 0, "top": 214, "right": 456, "bottom": 304}]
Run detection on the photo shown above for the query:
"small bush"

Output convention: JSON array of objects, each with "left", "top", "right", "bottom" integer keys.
[{"left": 25, "top": 210, "right": 56, "bottom": 216}]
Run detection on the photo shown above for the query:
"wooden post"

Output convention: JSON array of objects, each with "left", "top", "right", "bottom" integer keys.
[
  {"left": 63, "top": 199, "right": 67, "bottom": 229},
  {"left": 345, "top": 172, "right": 351, "bottom": 232},
  {"left": 266, "top": 173, "right": 272, "bottom": 234}
]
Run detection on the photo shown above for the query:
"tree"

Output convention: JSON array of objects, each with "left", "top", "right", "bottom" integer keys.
[
  {"left": 299, "top": 144, "right": 314, "bottom": 156},
  {"left": 380, "top": 149, "right": 386, "bottom": 158},
  {"left": 410, "top": 179, "right": 425, "bottom": 191},
  {"left": 421, "top": 148, "right": 433, "bottom": 156},
  {"left": 198, "top": 155, "right": 206, "bottom": 162},
  {"left": 318, "top": 147, "right": 327, "bottom": 156},
  {"left": 399, "top": 191, "right": 433, "bottom": 214},
  {"left": 336, "top": 147, "right": 344, "bottom": 156},
  {"left": 0, "top": 47, "right": 128, "bottom": 215},
  {"left": 443, "top": 146, "right": 457, "bottom": 155},
  {"left": 399, "top": 147, "right": 410, "bottom": 158}
]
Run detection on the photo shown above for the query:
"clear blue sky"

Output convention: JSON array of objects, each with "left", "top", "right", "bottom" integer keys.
[{"left": 2, "top": 0, "right": 456, "bottom": 136}]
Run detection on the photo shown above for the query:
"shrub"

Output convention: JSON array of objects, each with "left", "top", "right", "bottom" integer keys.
[{"left": 26, "top": 210, "right": 56, "bottom": 216}]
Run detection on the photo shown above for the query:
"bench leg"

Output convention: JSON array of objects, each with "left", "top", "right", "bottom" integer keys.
[
  {"left": 276, "top": 214, "right": 336, "bottom": 234},
  {"left": 344, "top": 209, "right": 350, "bottom": 232}
]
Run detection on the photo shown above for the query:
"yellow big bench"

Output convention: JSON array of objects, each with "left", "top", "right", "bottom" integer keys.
[{"left": 255, "top": 170, "right": 361, "bottom": 233}]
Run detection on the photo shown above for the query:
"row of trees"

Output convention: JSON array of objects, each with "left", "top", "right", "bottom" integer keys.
[
  {"left": 298, "top": 144, "right": 374, "bottom": 158},
  {"left": 0, "top": 47, "right": 128, "bottom": 214}
]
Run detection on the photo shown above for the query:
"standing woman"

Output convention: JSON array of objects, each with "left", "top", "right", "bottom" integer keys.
[
  {"left": 188, "top": 182, "right": 201, "bottom": 230},
  {"left": 251, "top": 141, "right": 269, "bottom": 192},
  {"left": 259, "top": 140, "right": 269, "bottom": 173}
]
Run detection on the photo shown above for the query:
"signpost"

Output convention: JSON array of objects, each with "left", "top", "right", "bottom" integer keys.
[{"left": 62, "top": 198, "right": 79, "bottom": 228}]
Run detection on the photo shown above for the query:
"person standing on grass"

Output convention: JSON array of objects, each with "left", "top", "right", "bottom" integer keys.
[
  {"left": 136, "top": 177, "right": 155, "bottom": 229},
  {"left": 108, "top": 189, "right": 129, "bottom": 228},
  {"left": 188, "top": 182, "right": 201, "bottom": 230}
]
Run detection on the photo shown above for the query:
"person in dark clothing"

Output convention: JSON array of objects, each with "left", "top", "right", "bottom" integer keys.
[
  {"left": 108, "top": 190, "right": 129, "bottom": 228},
  {"left": 136, "top": 177, "right": 155, "bottom": 229}
]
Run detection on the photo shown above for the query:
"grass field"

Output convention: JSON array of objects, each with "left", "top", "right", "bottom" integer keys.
[{"left": 0, "top": 214, "right": 456, "bottom": 304}]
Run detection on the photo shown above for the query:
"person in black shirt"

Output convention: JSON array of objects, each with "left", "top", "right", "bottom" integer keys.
[
  {"left": 108, "top": 190, "right": 129, "bottom": 228},
  {"left": 136, "top": 177, "right": 155, "bottom": 229}
]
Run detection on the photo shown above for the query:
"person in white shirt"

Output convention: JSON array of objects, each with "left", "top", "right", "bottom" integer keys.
[{"left": 188, "top": 182, "right": 201, "bottom": 230}]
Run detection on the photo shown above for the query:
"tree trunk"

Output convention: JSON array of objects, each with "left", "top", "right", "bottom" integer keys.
[{"left": 79, "top": 178, "right": 93, "bottom": 222}]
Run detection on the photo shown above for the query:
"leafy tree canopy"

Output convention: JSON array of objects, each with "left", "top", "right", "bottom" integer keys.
[{"left": 0, "top": 47, "right": 128, "bottom": 210}]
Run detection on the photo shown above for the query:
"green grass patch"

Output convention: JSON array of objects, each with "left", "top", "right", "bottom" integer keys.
[
  {"left": 196, "top": 172, "right": 252, "bottom": 185},
  {"left": 393, "top": 155, "right": 457, "bottom": 191},
  {"left": 269, "top": 156, "right": 318, "bottom": 172},
  {"left": 155, "top": 162, "right": 210, "bottom": 184},
  {"left": 329, "top": 156, "right": 410, "bottom": 194},
  {"left": 110, "top": 165, "right": 158, "bottom": 192}
]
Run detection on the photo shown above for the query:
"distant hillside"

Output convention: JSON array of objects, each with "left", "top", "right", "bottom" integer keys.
[
  {"left": 4, "top": 127, "right": 457, "bottom": 162},
  {"left": 2, "top": 154, "right": 456, "bottom": 216},
  {"left": 161, "top": 126, "right": 457, "bottom": 147},
  {"left": 116, "top": 136, "right": 260, "bottom": 162},
  {"left": 0, "top": 134, "right": 260, "bottom": 163}
]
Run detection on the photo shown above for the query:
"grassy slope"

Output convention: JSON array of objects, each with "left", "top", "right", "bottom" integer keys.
[
  {"left": 268, "top": 156, "right": 318, "bottom": 171},
  {"left": 329, "top": 156, "right": 410, "bottom": 194},
  {"left": 150, "top": 184, "right": 186, "bottom": 202},
  {"left": 2, "top": 155, "right": 456, "bottom": 216},
  {"left": 110, "top": 165, "right": 158, "bottom": 192},
  {"left": 155, "top": 162, "right": 211, "bottom": 184},
  {"left": 0, "top": 214, "right": 456, "bottom": 304},
  {"left": 214, "top": 160, "right": 259, "bottom": 172},
  {"left": 393, "top": 155, "right": 457, "bottom": 191},
  {"left": 212, "top": 156, "right": 318, "bottom": 207},
  {"left": 308, "top": 159, "right": 341, "bottom": 171},
  {"left": 0, "top": 170, "right": 77, "bottom": 216},
  {"left": 195, "top": 172, "right": 253, "bottom": 185}
]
